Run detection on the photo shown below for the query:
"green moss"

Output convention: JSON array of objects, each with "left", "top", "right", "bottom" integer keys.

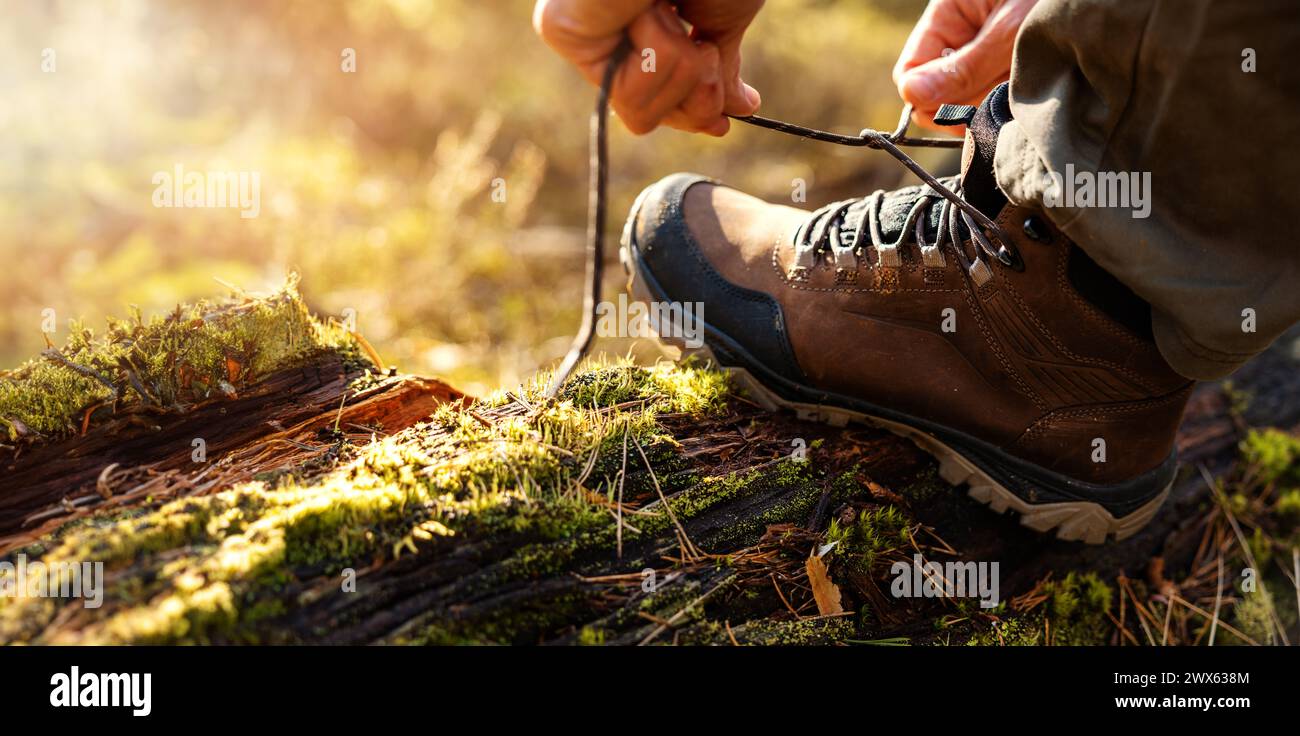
[
  {"left": 554, "top": 360, "right": 731, "bottom": 416},
  {"left": 825, "top": 504, "right": 912, "bottom": 575},
  {"left": 402, "top": 589, "right": 602, "bottom": 645},
  {"left": 724, "top": 617, "right": 853, "bottom": 646},
  {"left": 1221, "top": 380, "right": 1253, "bottom": 417},
  {"left": 898, "top": 466, "right": 947, "bottom": 503},
  {"left": 1227, "top": 492, "right": 1250, "bottom": 518},
  {"left": 1248, "top": 527, "right": 1274, "bottom": 571},
  {"left": 1277, "top": 489, "right": 1300, "bottom": 525},
  {"left": 1233, "top": 587, "right": 1278, "bottom": 645},
  {"left": 0, "top": 277, "right": 364, "bottom": 440},
  {"left": 1039, "top": 572, "right": 1112, "bottom": 645},
  {"left": 637, "top": 459, "right": 822, "bottom": 549},
  {"left": 1046, "top": 572, "right": 1111, "bottom": 621},
  {"left": 0, "top": 332, "right": 750, "bottom": 644},
  {"left": 1241, "top": 428, "right": 1300, "bottom": 485},
  {"left": 962, "top": 572, "right": 1112, "bottom": 646},
  {"left": 965, "top": 615, "right": 1044, "bottom": 646}
]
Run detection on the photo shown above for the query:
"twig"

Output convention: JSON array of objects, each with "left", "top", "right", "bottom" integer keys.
[
  {"left": 1105, "top": 610, "right": 1142, "bottom": 646},
  {"left": 771, "top": 573, "right": 801, "bottom": 619},
  {"left": 332, "top": 391, "right": 349, "bottom": 433},
  {"left": 1118, "top": 575, "right": 1157, "bottom": 646},
  {"left": 1294, "top": 547, "right": 1300, "bottom": 628},
  {"left": 119, "top": 357, "right": 159, "bottom": 406},
  {"left": 1160, "top": 593, "right": 1174, "bottom": 646},
  {"left": 1210, "top": 554, "right": 1224, "bottom": 646},
  {"left": 1199, "top": 463, "right": 1289, "bottom": 645},
  {"left": 1170, "top": 593, "right": 1258, "bottom": 646},
  {"left": 349, "top": 330, "right": 385, "bottom": 370},
  {"left": 616, "top": 427, "right": 628, "bottom": 559},
  {"left": 630, "top": 432, "right": 703, "bottom": 561},
  {"left": 637, "top": 574, "right": 734, "bottom": 646},
  {"left": 42, "top": 349, "right": 117, "bottom": 396}
]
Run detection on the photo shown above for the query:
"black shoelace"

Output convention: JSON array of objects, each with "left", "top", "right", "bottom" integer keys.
[{"left": 545, "top": 42, "right": 1021, "bottom": 398}]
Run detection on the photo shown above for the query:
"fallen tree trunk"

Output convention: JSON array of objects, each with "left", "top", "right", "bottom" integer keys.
[
  {"left": 2, "top": 292, "right": 1297, "bottom": 646},
  {"left": 0, "top": 356, "right": 463, "bottom": 549}
]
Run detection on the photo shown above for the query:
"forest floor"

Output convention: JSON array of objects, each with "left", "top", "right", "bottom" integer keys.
[{"left": 2, "top": 283, "right": 1298, "bottom": 645}]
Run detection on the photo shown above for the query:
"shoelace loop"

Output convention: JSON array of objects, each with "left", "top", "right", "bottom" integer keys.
[{"left": 731, "top": 108, "right": 1023, "bottom": 277}]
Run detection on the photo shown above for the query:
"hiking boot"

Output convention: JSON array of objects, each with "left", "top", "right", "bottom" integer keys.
[{"left": 619, "top": 83, "right": 1193, "bottom": 544}]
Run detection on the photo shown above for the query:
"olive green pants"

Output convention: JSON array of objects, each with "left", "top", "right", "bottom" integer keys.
[{"left": 993, "top": 0, "right": 1300, "bottom": 379}]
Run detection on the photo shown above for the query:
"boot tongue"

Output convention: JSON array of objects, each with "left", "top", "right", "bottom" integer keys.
[{"left": 941, "top": 82, "right": 1012, "bottom": 220}]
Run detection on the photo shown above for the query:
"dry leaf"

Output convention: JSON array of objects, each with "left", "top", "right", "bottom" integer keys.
[{"left": 806, "top": 554, "right": 844, "bottom": 616}]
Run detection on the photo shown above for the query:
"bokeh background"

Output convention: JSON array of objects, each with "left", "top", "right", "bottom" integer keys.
[{"left": 1, "top": 0, "right": 949, "bottom": 396}]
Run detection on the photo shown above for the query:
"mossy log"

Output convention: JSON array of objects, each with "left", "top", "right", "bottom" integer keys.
[
  {"left": 0, "top": 357, "right": 462, "bottom": 549},
  {"left": 2, "top": 288, "right": 1297, "bottom": 645}
]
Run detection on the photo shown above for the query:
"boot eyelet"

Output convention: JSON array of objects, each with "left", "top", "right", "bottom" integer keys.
[{"left": 1023, "top": 216, "right": 1053, "bottom": 244}]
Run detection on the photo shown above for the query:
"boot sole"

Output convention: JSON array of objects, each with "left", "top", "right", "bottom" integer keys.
[{"left": 620, "top": 221, "right": 1171, "bottom": 545}]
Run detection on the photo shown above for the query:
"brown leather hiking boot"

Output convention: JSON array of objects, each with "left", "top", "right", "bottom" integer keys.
[{"left": 620, "top": 84, "right": 1193, "bottom": 544}]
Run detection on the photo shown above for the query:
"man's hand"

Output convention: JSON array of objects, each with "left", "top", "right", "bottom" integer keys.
[
  {"left": 533, "top": 0, "right": 764, "bottom": 136},
  {"left": 892, "top": 0, "right": 1040, "bottom": 129}
]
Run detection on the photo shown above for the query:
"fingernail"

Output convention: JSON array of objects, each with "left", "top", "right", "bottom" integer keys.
[{"left": 743, "top": 83, "right": 761, "bottom": 110}]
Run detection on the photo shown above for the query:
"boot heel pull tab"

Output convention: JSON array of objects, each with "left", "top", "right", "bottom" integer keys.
[{"left": 933, "top": 104, "right": 978, "bottom": 127}]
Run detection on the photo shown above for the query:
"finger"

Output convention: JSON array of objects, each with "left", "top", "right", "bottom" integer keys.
[
  {"left": 662, "top": 108, "right": 730, "bottom": 136},
  {"left": 612, "top": 2, "right": 699, "bottom": 134},
  {"left": 897, "top": 25, "right": 1012, "bottom": 113},
  {"left": 712, "top": 36, "right": 760, "bottom": 117},
  {"left": 665, "top": 42, "right": 728, "bottom": 134},
  {"left": 534, "top": 0, "right": 652, "bottom": 87},
  {"left": 683, "top": 5, "right": 762, "bottom": 118},
  {"left": 619, "top": 44, "right": 721, "bottom": 135},
  {"left": 892, "top": 0, "right": 984, "bottom": 87}
]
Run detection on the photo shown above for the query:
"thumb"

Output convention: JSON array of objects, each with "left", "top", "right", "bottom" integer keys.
[
  {"left": 898, "top": 37, "right": 1008, "bottom": 109},
  {"left": 715, "top": 37, "right": 761, "bottom": 117}
]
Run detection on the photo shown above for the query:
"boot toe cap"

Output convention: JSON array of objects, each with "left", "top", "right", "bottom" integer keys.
[
  {"left": 621, "top": 173, "right": 804, "bottom": 382},
  {"left": 624, "top": 172, "right": 716, "bottom": 262}
]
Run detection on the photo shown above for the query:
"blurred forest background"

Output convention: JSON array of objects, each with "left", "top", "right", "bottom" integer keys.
[{"left": 1, "top": 0, "right": 947, "bottom": 396}]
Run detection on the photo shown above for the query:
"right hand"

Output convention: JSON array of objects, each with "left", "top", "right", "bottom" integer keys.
[
  {"left": 892, "top": 0, "right": 1040, "bottom": 129},
  {"left": 533, "top": 0, "right": 765, "bottom": 136}
]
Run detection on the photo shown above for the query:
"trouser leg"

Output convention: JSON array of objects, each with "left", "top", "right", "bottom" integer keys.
[{"left": 993, "top": 0, "right": 1300, "bottom": 379}]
